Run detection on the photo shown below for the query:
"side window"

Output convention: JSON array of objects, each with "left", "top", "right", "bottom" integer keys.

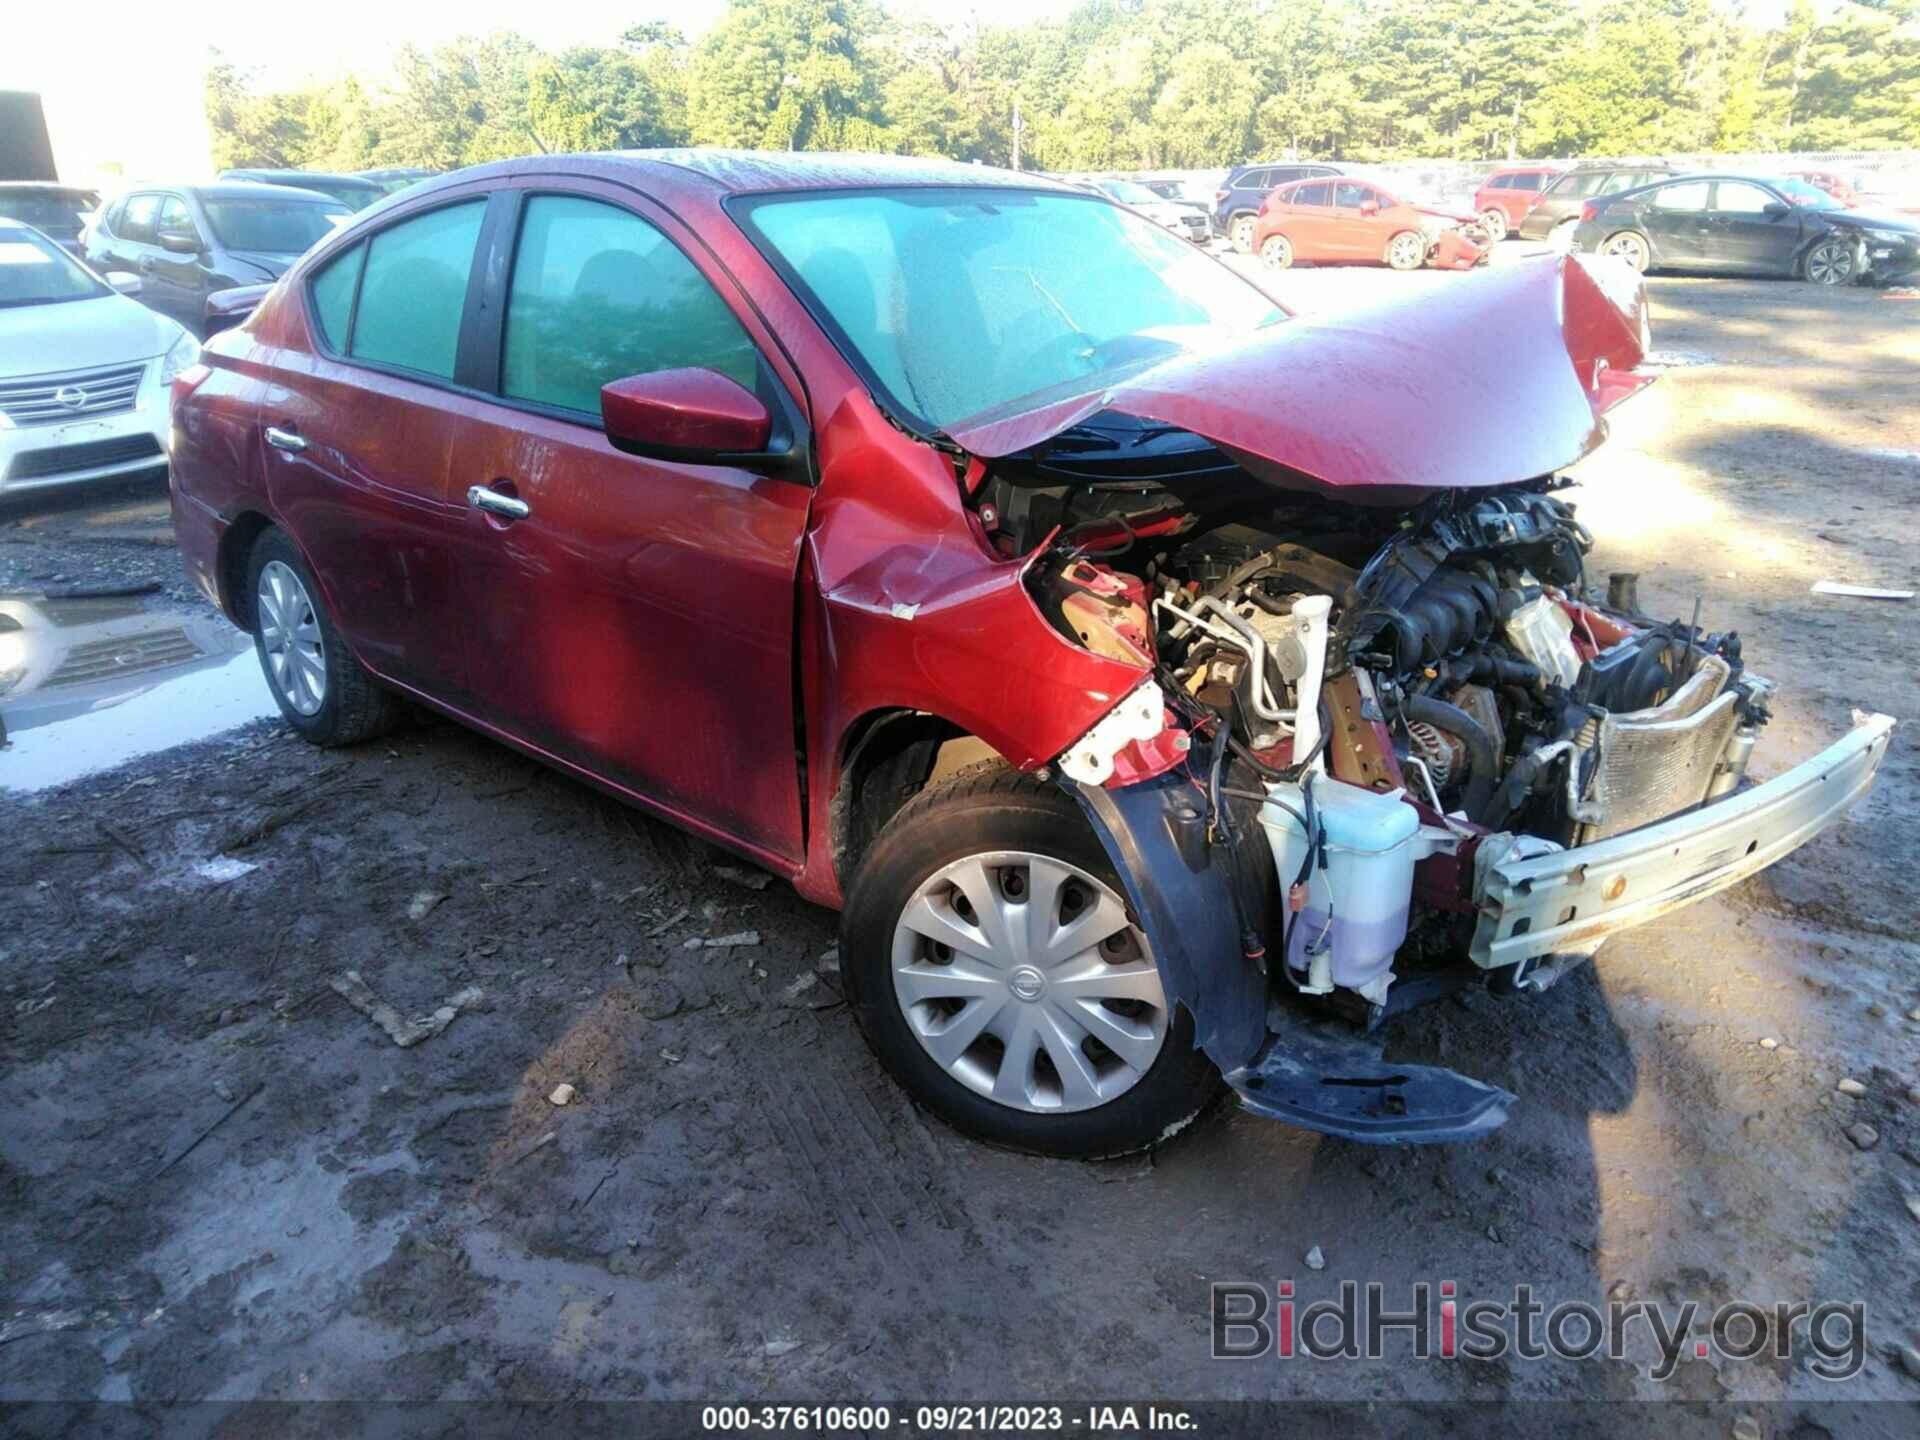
[
  {"left": 349, "top": 201, "right": 486, "bottom": 380},
  {"left": 1598, "top": 171, "right": 1640, "bottom": 194},
  {"left": 1293, "top": 181, "right": 1332, "bottom": 207},
  {"left": 1513, "top": 173, "right": 1543, "bottom": 192},
  {"left": 501, "top": 194, "right": 760, "bottom": 417},
  {"left": 120, "top": 194, "right": 160, "bottom": 243},
  {"left": 1713, "top": 182, "right": 1775, "bottom": 214},
  {"left": 156, "top": 197, "right": 198, "bottom": 242},
  {"left": 1568, "top": 173, "right": 1609, "bottom": 198},
  {"left": 1250, "top": 169, "right": 1280, "bottom": 189},
  {"left": 1488, "top": 174, "right": 1513, "bottom": 190},
  {"left": 308, "top": 242, "right": 365, "bottom": 350},
  {"left": 1333, "top": 181, "right": 1371, "bottom": 210},
  {"left": 1652, "top": 182, "right": 1711, "bottom": 211}
]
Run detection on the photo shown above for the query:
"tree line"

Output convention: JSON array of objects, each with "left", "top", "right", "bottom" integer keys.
[{"left": 206, "top": 0, "right": 1920, "bottom": 177}]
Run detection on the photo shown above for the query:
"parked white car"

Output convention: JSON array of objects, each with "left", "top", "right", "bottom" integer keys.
[{"left": 0, "top": 222, "right": 198, "bottom": 499}]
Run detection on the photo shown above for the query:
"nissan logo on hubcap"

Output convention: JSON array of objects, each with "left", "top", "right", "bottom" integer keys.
[
  {"left": 54, "top": 386, "right": 88, "bottom": 411},
  {"left": 1008, "top": 966, "right": 1045, "bottom": 1002}
]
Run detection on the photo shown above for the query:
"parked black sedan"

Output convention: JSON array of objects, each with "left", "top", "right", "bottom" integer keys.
[{"left": 1570, "top": 174, "right": 1920, "bottom": 285}]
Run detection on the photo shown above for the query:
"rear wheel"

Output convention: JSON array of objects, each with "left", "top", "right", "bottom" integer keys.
[
  {"left": 1386, "top": 230, "right": 1426, "bottom": 271},
  {"left": 1479, "top": 207, "right": 1509, "bottom": 241},
  {"left": 1259, "top": 234, "right": 1293, "bottom": 270},
  {"left": 247, "top": 529, "right": 401, "bottom": 747},
  {"left": 1803, "top": 237, "right": 1858, "bottom": 286},
  {"left": 1602, "top": 230, "right": 1650, "bottom": 273},
  {"left": 1229, "top": 213, "right": 1258, "bottom": 254},
  {"left": 842, "top": 763, "right": 1220, "bottom": 1158}
]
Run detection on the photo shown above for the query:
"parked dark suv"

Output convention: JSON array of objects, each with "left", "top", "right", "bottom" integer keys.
[
  {"left": 218, "top": 169, "right": 388, "bottom": 211},
  {"left": 84, "top": 182, "right": 350, "bottom": 336},
  {"left": 1214, "top": 162, "right": 1342, "bottom": 251},
  {"left": 1518, "top": 162, "right": 1677, "bottom": 243}
]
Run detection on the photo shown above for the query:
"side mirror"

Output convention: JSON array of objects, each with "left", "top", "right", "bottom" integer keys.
[
  {"left": 1359, "top": 201, "right": 1380, "bottom": 217},
  {"left": 602, "top": 368, "right": 774, "bottom": 464},
  {"left": 105, "top": 271, "right": 143, "bottom": 296},
  {"left": 1762, "top": 201, "right": 1791, "bottom": 220},
  {"left": 158, "top": 229, "right": 201, "bottom": 255}
]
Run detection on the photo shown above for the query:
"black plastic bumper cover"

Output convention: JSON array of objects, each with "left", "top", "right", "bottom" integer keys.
[{"left": 1069, "top": 771, "right": 1515, "bottom": 1145}]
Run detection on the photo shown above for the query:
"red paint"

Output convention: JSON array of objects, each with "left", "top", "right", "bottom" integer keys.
[
  {"left": 1472, "top": 165, "right": 1564, "bottom": 230},
  {"left": 602, "top": 367, "right": 771, "bottom": 457},
  {"left": 1251, "top": 178, "right": 1488, "bottom": 270},
  {"left": 947, "top": 255, "right": 1651, "bottom": 502},
  {"left": 167, "top": 151, "right": 1651, "bottom": 917}
]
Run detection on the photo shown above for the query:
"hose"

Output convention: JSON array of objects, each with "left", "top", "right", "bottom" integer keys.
[{"left": 1401, "top": 694, "right": 1497, "bottom": 822}]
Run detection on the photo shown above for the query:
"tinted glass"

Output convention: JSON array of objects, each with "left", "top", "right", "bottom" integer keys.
[
  {"left": 502, "top": 195, "right": 758, "bottom": 416},
  {"left": 1241, "top": 170, "right": 1272, "bottom": 190},
  {"left": 1598, "top": 171, "right": 1643, "bottom": 194},
  {"left": 1652, "top": 182, "right": 1711, "bottom": 211},
  {"left": 1333, "top": 182, "right": 1371, "bottom": 209},
  {"left": 350, "top": 201, "right": 485, "bottom": 379},
  {"left": 1512, "top": 173, "right": 1544, "bottom": 192},
  {"left": 1487, "top": 174, "right": 1513, "bottom": 190},
  {"left": 203, "top": 198, "right": 351, "bottom": 253},
  {"left": 308, "top": 241, "right": 364, "bottom": 350},
  {"left": 0, "top": 226, "right": 107, "bottom": 307},
  {"left": 741, "top": 187, "right": 1280, "bottom": 432},
  {"left": 120, "top": 194, "right": 160, "bottom": 243},
  {"left": 1713, "top": 182, "right": 1776, "bottom": 214},
  {"left": 1293, "top": 182, "right": 1332, "bottom": 206}
]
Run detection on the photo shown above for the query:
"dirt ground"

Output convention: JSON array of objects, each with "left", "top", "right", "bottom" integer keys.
[{"left": 3, "top": 253, "right": 1918, "bottom": 1432}]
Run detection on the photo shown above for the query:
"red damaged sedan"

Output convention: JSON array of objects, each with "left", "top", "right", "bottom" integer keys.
[
  {"left": 170, "top": 152, "right": 1893, "bottom": 1158},
  {"left": 1252, "top": 176, "right": 1491, "bottom": 271}
]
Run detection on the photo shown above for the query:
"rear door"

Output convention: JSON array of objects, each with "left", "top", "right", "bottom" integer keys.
[
  {"left": 1640, "top": 181, "right": 1712, "bottom": 267},
  {"left": 443, "top": 181, "right": 814, "bottom": 865},
  {"left": 260, "top": 190, "right": 494, "bottom": 699},
  {"left": 1286, "top": 180, "right": 1336, "bottom": 258},
  {"left": 1705, "top": 180, "right": 1802, "bottom": 274}
]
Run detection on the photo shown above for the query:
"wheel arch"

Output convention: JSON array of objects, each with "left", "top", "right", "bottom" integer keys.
[
  {"left": 829, "top": 707, "right": 1006, "bottom": 893},
  {"left": 217, "top": 509, "right": 276, "bottom": 629}
]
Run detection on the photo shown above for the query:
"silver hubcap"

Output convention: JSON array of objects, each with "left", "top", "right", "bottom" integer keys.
[
  {"left": 257, "top": 560, "right": 326, "bottom": 716},
  {"left": 891, "top": 851, "right": 1169, "bottom": 1114},
  {"left": 1808, "top": 242, "right": 1852, "bottom": 284},
  {"left": 1605, "top": 234, "right": 1646, "bottom": 270},
  {"left": 1232, "top": 218, "right": 1254, "bottom": 250},
  {"left": 1262, "top": 238, "right": 1290, "bottom": 268},
  {"left": 1390, "top": 234, "right": 1423, "bottom": 268}
]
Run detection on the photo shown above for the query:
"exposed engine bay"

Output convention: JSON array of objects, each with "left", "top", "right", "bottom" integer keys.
[{"left": 983, "top": 414, "right": 1781, "bottom": 1010}]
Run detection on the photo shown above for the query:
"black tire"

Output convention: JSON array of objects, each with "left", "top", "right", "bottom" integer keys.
[
  {"left": 246, "top": 528, "right": 401, "bottom": 747},
  {"left": 841, "top": 762, "right": 1222, "bottom": 1158}
]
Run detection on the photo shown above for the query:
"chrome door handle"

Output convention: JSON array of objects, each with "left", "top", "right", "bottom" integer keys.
[
  {"left": 467, "top": 485, "right": 530, "bottom": 520},
  {"left": 265, "top": 426, "right": 307, "bottom": 453}
]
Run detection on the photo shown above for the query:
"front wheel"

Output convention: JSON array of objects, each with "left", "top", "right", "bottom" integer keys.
[
  {"left": 1228, "top": 214, "right": 1258, "bottom": 254},
  {"left": 1259, "top": 234, "right": 1293, "bottom": 270},
  {"left": 1601, "top": 230, "right": 1650, "bottom": 273},
  {"left": 1803, "top": 237, "right": 1858, "bottom": 286},
  {"left": 1386, "top": 230, "right": 1426, "bottom": 271},
  {"left": 247, "top": 529, "right": 401, "bottom": 747},
  {"left": 1479, "top": 207, "right": 1509, "bottom": 241},
  {"left": 841, "top": 764, "right": 1220, "bottom": 1158}
]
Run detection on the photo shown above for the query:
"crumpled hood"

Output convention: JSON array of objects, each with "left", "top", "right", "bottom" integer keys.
[
  {"left": 222, "top": 250, "right": 294, "bottom": 280},
  {"left": 945, "top": 254, "right": 1652, "bottom": 500}
]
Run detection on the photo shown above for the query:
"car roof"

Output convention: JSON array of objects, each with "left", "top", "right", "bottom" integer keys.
[
  {"left": 224, "top": 169, "right": 383, "bottom": 188},
  {"left": 188, "top": 181, "right": 348, "bottom": 204}
]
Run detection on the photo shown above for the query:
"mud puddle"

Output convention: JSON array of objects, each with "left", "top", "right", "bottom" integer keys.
[{"left": 0, "top": 595, "right": 267, "bottom": 792}]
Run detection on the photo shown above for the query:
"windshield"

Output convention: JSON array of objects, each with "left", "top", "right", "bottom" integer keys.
[
  {"left": 1099, "top": 180, "right": 1163, "bottom": 206},
  {"left": 0, "top": 227, "right": 107, "bottom": 308},
  {"left": 0, "top": 192, "right": 97, "bottom": 239},
  {"left": 203, "top": 198, "right": 351, "bottom": 253},
  {"left": 1772, "top": 178, "right": 1843, "bottom": 209},
  {"left": 737, "top": 187, "right": 1283, "bottom": 433}
]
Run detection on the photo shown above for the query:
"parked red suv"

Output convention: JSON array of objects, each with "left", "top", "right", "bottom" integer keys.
[
  {"left": 1473, "top": 165, "right": 1563, "bottom": 240},
  {"left": 169, "top": 151, "right": 1892, "bottom": 1159}
]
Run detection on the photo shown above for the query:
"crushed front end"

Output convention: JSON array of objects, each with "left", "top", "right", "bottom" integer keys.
[{"left": 950, "top": 258, "right": 1895, "bottom": 1144}]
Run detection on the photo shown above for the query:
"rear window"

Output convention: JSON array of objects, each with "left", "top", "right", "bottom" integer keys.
[
  {"left": 1486, "top": 174, "right": 1513, "bottom": 190},
  {"left": 0, "top": 191, "right": 95, "bottom": 237},
  {"left": 1512, "top": 173, "right": 1544, "bottom": 192},
  {"left": 203, "top": 198, "right": 351, "bottom": 253}
]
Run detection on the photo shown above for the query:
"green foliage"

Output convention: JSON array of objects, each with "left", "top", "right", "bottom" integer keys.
[{"left": 205, "top": 0, "right": 1920, "bottom": 175}]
